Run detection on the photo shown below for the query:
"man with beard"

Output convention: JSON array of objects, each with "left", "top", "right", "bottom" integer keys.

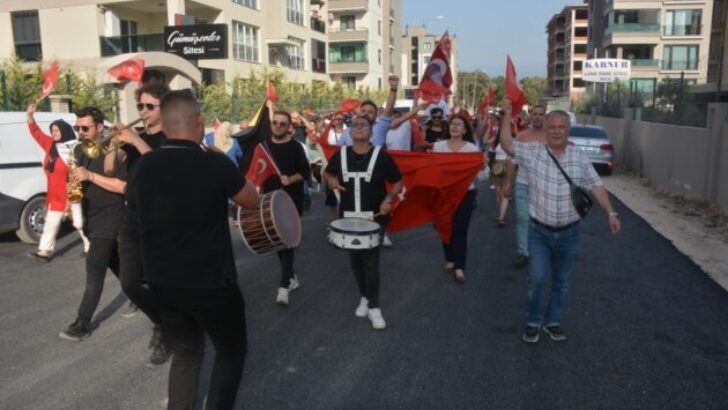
[
  {"left": 104, "top": 82, "right": 172, "bottom": 364},
  {"left": 262, "top": 111, "right": 311, "bottom": 305},
  {"left": 338, "top": 75, "right": 399, "bottom": 148}
]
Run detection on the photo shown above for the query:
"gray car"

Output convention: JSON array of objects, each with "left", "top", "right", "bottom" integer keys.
[{"left": 568, "top": 125, "right": 615, "bottom": 175}]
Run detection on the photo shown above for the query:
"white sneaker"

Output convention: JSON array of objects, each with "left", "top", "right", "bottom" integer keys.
[
  {"left": 367, "top": 308, "right": 386, "bottom": 330},
  {"left": 275, "top": 288, "right": 289, "bottom": 305},
  {"left": 382, "top": 234, "right": 393, "bottom": 248},
  {"left": 355, "top": 297, "right": 369, "bottom": 318},
  {"left": 288, "top": 275, "right": 300, "bottom": 291}
]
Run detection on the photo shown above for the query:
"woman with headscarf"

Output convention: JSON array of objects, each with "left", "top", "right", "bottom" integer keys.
[{"left": 26, "top": 104, "right": 90, "bottom": 262}]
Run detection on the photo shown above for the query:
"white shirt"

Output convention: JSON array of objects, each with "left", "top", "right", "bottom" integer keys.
[
  {"left": 327, "top": 127, "right": 346, "bottom": 145},
  {"left": 432, "top": 140, "right": 481, "bottom": 190},
  {"left": 385, "top": 121, "right": 412, "bottom": 151}
]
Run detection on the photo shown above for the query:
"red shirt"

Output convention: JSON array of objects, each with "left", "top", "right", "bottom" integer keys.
[{"left": 29, "top": 122, "right": 68, "bottom": 211}]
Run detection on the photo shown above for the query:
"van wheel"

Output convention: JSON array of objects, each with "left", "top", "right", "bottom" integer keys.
[{"left": 16, "top": 196, "right": 47, "bottom": 244}]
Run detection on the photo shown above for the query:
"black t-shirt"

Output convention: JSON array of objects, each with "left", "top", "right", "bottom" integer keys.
[
  {"left": 324, "top": 146, "right": 401, "bottom": 221},
  {"left": 122, "top": 130, "right": 166, "bottom": 209},
  {"left": 425, "top": 125, "right": 448, "bottom": 143},
  {"left": 131, "top": 139, "right": 246, "bottom": 289},
  {"left": 261, "top": 139, "right": 311, "bottom": 214},
  {"left": 74, "top": 145, "right": 126, "bottom": 239},
  {"left": 292, "top": 125, "right": 307, "bottom": 144}
]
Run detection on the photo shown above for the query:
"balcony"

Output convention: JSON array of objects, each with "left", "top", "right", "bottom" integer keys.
[
  {"left": 311, "top": 17, "right": 326, "bottom": 34},
  {"left": 100, "top": 33, "right": 164, "bottom": 57},
  {"left": 329, "top": 27, "right": 368, "bottom": 42},
  {"left": 604, "top": 23, "right": 661, "bottom": 46},
  {"left": 630, "top": 59, "right": 659, "bottom": 71},
  {"left": 608, "top": 23, "right": 660, "bottom": 34},
  {"left": 328, "top": 0, "right": 368, "bottom": 12},
  {"left": 329, "top": 60, "right": 369, "bottom": 74}
]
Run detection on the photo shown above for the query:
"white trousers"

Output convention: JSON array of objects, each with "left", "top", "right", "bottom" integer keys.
[{"left": 37, "top": 203, "right": 90, "bottom": 254}]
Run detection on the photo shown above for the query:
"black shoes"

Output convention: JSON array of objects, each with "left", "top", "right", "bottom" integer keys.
[
  {"left": 59, "top": 320, "right": 90, "bottom": 341},
  {"left": 513, "top": 254, "right": 529, "bottom": 269},
  {"left": 542, "top": 325, "right": 567, "bottom": 341},
  {"left": 522, "top": 326, "right": 540, "bottom": 343}
]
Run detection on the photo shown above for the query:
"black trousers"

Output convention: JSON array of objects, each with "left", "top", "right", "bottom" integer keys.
[
  {"left": 276, "top": 248, "right": 295, "bottom": 288},
  {"left": 348, "top": 247, "right": 381, "bottom": 308},
  {"left": 442, "top": 189, "right": 477, "bottom": 270},
  {"left": 118, "top": 211, "right": 161, "bottom": 325},
  {"left": 77, "top": 237, "right": 120, "bottom": 327},
  {"left": 149, "top": 282, "right": 247, "bottom": 410}
]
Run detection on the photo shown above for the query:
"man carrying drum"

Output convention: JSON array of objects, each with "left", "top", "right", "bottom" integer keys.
[{"left": 323, "top": 115, "right": 403, "bottom": 330}]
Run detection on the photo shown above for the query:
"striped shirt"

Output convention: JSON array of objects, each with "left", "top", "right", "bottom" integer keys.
[{"left": 514, "top": 142, "right": 602, "bottom": 227}]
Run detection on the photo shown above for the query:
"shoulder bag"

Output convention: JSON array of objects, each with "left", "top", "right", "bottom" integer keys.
[{"left": 545, "top": 146, "right": 593, "bottom": 218}]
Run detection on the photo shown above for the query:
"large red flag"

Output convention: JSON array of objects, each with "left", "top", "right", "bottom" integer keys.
[
  {"left": 340, "top": 98, "right": 361, "bottom": 113},
  {"left": 38, "top": 61, "right": 59, "bottom": 101},
  {"left": 506, "top": 55, "right": 527, "bottom": 118},
  {"left": 245, "top": 143, "right": 280, "bottom": 188},
  {"left": 319, "top": 146, "right": 483, "bottom": 242},
  {"left": 416, "top": 32, "right": 453, "bottom": 104},
  {"left": 266, "top": 80, "right": 278, "bottom": 103},
  {"left": 107, "top": 58, "right": 145, "bottom": 83}
]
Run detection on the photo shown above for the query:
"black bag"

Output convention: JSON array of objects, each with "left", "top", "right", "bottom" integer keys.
[{"left": 545, "top": 146, "right": 594, "bottom": 218}]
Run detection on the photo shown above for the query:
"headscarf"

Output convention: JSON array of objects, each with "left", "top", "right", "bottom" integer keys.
[
  {"left": 212, "top": 121, "right": 233, "bottom": 153},
  {"left": 47, "top": 119, "right": 75, "bottom": 173}
]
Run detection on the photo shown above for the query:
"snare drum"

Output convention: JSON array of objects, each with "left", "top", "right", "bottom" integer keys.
[
  {"left": 238, "top": 190, "right": 301, "bottom": 254},
  {"left": 327, "top": 218, "right": 381, "bottom": 250}
]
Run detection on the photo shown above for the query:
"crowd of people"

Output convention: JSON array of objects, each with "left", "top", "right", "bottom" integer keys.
[{"left": 24, "top": 74, "right": 621, "bottom": 409}]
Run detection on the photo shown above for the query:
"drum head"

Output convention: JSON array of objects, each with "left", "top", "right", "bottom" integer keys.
[
  {"left": 269, "top": 190, "right": 302, "bottom": 247},
  {"left": 329, "top": 218, "right": 380, "bottom": 233}
]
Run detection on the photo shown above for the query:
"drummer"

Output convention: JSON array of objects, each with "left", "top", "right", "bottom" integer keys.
[
  {"left": 263, "top": 111, "right": 311, "bottom": 306},
  {"left": 323, "top": 114, "right": 403, "bottom": 330}
]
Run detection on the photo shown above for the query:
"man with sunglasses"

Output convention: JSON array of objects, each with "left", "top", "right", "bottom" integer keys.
[
  {"left": 104, "top": 82, "right": 172, "bottom": 365},
  {"left": 263, "top": 111, "right": 311, "bottom": 305},
  {"left": 58, "top": 107, "right": 126, "bottom": 341},
  {"left": 338, "top": 75, "right": 399, "bottom": 148}
]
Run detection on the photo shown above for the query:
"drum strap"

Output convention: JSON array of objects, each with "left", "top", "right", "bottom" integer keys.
[{"left": 341, "top": 146, "right": 381, "bottom": 215}]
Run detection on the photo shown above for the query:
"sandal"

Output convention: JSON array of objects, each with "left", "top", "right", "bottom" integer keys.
[
  {"left": 496, "top": 218, "right": 505, "bottom": 228},
  {"left": 453, "top": 269, "right": 466, "bottom": 284},
  {"left": 443, "top": 262, "right": 455, "bottom": 272}
]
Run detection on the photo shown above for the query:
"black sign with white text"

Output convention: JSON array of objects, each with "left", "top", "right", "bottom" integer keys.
[{"left": 164, "top": 24, "right": 228, "bottom": 60}]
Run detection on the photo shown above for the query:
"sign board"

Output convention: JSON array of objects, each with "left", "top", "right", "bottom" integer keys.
[
  {"left": 582, "top": 59, "right": 631, "bottom": 83},
  {"left": 164, "top": 24, "right": 227, "bottom": 60}
]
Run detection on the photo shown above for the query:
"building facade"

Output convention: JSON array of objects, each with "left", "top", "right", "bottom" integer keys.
[
  {"left": 400, "top": 25, "right": 458, "bottom": 103},
  {"left": 546, "top": 4, "right": 589, "bottom": 101},
  {"left": 585, "top": 0, "right": 714, "bottom": 99}
]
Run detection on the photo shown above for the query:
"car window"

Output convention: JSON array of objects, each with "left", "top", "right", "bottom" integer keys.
[{"left": 570, "top": 126, "right": 607, "bottom": 139}]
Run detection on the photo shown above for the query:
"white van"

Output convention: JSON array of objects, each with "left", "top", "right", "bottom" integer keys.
[{"left": 0, "top": 111, "right": 77, "bottom": 243}]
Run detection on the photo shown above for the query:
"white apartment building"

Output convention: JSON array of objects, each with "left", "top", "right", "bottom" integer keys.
[{"left": 546, "top": 4, "right": 589, "bottom": 102}]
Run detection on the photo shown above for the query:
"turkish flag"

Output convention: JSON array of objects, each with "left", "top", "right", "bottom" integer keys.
[
  {"left": 416, "top": 32, "right": 453, "bottom": 104},
  {"left": 477, "top": 86, "right": 496, "bottom": 114},
  {"left": 410, "top": 117, "right": 424, "bottom": 145},
  {"left": 304, "top": 107, "right": 316, "bottom": 117},
  {"left": 245, "top": 143, "right": 281, "bottom": 188},
  {"left": 38, "top": 61, "right": 59, "bottom": 101},
  {"left": 107, "top": 58, "right": 145, "bottom": 83},
  {"left": 340, "top": 98, "right": 361, "bottom": 113},
  {"left": 266, "top": 81, "right": 278, "bottom": 103},
  {"left": 319, "top": 146, "right": 483, "bottom": 243},
  {"left": 506, "top": 55, "right": 527, "bottom": 118}
]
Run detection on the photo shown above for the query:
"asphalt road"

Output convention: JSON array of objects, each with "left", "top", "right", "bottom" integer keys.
[{"left": 1, "top": 181, "right": 727, "bottom": 410}]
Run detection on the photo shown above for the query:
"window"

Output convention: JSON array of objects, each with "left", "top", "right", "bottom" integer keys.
[
  {"left": 424, "top": 56, "right": 430, "bottom": 64},
  {"left": 285, "top": 38, "right": 305, "bottom": 70},
  {"left": 573, "top": 78, "right": 586, "bottom": 88},
  {"left": 343, "top": 76, "right": 356, "bottom": 89},
  {"left": 665, "top": 10, "right": 701, "bottom": 36},
  {"left": 574, "top": 44, "right": 587, "bottom": 54},
  {"left": 232, "top": 0, "right": 258, "bottom": 9},
  {"left": 378, "top": 78, "right": 382, "bottom": 90},
  {"left": 630, "top": 78, "right": 655, "bottom": 100},
  {"left": 378, "top": 20, "right": 382, "bottom": 36},
  {"left": 311, "top": 39, "right": 326, "bottom": 73},
  {"left": 378, "top": 49, "right": 382, "bottom": 64},
  {"left": 341, "top": 15, "right": 355, "bottom": 31},
  {"left": 423, "top": 42, "right": 432, "bottom": 51},
  {"left": 573, "top": 61, "right": 583, "bottom": 72},
  {"left": 233, "top": 21, "right": 259, "bottom": 62},
  {"left": 663, "top": 45, "right": 699, "bottom": 70},
  {"left": 329, "top": 43, "right": 367, "bottom": 62},
  {"left": 11, "top": 11, "right": 42, "bottom": 61},
  {"left": 287, "top": 0, "right": 304, "bottom": 26}
]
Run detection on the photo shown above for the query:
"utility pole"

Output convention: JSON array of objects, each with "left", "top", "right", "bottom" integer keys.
[{"left": 716, "top": 0, "right": 728, "bottom": 103}]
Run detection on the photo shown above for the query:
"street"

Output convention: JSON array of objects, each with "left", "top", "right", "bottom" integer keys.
[{"left": 1, "top": 183, "right": 727, "bottom": 410}]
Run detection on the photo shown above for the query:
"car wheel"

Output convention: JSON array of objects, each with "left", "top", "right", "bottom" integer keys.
[{"left": 15, "top": 195, "right": 47, "bottom": 244}]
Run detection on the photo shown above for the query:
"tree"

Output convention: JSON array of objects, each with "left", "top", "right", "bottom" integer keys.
[{"left": 520, "top": 76, "right": 548, "bottom": 106}]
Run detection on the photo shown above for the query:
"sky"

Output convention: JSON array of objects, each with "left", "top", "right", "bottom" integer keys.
[{"left": 402, "top": 0, "right": 578, "bottom": 78}]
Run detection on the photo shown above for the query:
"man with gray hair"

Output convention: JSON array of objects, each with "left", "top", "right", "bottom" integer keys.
[
  {"left": 131, "top": 90, "right": 259, "bottom": 409},
  {"left": 499, "top": 98, "right": 621, "bottom": 344}
]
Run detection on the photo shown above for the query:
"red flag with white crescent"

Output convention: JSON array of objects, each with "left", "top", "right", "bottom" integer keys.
[
  {"left": 38, "top": 61, "right": 59, "bottom": 101},
  {"left": 107, "top": 58, "right": 145, "bottom": 83},
  {"left": 245, "top": 143, "right": 281, "bottom": 188},
  {"left": 416, "top": 32, "right": 453, "bottom": 104}
]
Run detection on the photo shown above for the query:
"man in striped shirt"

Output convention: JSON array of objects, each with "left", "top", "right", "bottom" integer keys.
[{"left": 500, "top": 98, "right": 622, "bottom": 344}]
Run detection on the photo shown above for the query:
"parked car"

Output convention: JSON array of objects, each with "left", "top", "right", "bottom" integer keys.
[
  {"left": 568, "top": 125, "right": 614, "bottom": 175},
  {"left": 0, "top": 111, "right": 77, "bottom": 243}
]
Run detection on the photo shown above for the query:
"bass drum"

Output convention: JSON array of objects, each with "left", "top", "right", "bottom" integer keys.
[{"left": 237, "top": 190, "right": 301, "bottom": 254}]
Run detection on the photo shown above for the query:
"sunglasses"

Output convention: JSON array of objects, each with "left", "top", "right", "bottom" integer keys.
[
  {"left": 272, "top": 121, "right": 290, "bottom": 127},
  {"left": 351, "top": 121, "right": 370, "bottom": 129},
  {"left": 137, "top": 103, "right": 159, "bottom": 111},
  {"left": 72, "top": 125, "right": 92, "bottom": 132}
]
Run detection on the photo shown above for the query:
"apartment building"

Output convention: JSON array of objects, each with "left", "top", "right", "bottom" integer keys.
[
  {"left": 400, "top": 25, "right": 458, "bottom": 103},
  {"left": 586, "top": 0, "right": 714, "bottom": 99},
  {"left": 326, "top": 0, "right": 401, "bottom": 90},
  {"left": 546, "top": 4, "right": 589, "bottom": 101}
]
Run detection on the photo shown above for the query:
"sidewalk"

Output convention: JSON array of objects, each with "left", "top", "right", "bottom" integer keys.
[{"left": 604, "top": 172, "right": 728, "bottom": 292}]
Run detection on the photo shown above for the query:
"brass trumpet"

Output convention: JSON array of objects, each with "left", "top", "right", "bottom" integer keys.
[
  {"left": 79, "top": 118, "right": 144, "bottom": 158},
  {"left": 67, "top": 141, "right": 84, "bottom": 203}
]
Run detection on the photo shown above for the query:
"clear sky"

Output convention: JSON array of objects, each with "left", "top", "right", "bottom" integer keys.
[{"left": 402, "top": 0, "right": 579, "bottom": 78}]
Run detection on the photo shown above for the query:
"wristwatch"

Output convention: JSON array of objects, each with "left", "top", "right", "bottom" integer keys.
[{"left": 608, "top": 211, "right": 619, "bottom": 217}]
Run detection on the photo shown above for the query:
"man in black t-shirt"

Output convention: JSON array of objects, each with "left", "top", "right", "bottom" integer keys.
[
  {"left": 263, "top": 111, "right": 311, "bottom": 306},
  {"left": 132, "top": 90, "right": 258, "bottom": 409},
  {"left": 59, "top": 107, "right": 126, "bottom": 342},
  {"left": 104, "top": 82, "right": 172, "bottom": 365},
  {"left": 324, "top": 115, "right": 403, "bottom": 330}
]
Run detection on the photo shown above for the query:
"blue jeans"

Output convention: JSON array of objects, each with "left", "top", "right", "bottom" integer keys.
[
  {"left": 515, "top": 183, "right": 530, "bottom": 257},
  {"left": 525, "top": 220, "right": 582, "bottom": 327}
]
